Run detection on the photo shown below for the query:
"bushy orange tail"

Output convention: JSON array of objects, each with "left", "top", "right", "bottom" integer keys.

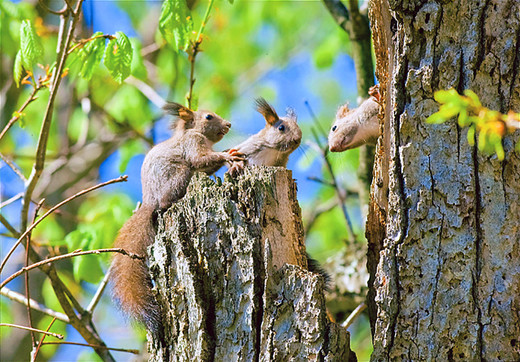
[{"left": 110, "top": 205, "right": 162, "bottom": 333}]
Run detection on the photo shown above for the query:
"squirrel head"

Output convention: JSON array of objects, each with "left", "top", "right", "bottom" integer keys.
[
  {"left": 255, "top": 98, "right": 302, "bottom": 153},
  {"left": 328, "top": 97, "right": 380, "bottom": 152},
  {"left": 163, "top": 102, "right": 231, "bottom": 143}
]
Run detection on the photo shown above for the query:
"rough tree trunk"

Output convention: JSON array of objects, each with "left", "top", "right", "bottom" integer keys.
[
  {"left": 367, "top": 0, "right": 520, "bottom": 360},
  {"left": 147, "top": 168, "right": 354, "bottom": 361}
]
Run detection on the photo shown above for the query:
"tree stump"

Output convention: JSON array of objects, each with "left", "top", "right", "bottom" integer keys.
[{"left": 147, "top": 167, "right": 353, "bottom": 361}]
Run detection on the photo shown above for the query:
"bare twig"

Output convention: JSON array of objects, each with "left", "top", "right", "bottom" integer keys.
[
  {"left": 321, "top": 0, "right": 350, "bottom": 32},
  {"left": 0, "top": 86, "right": 41, "bottom": 142},
  {"left": 186, "top": 0, "right": 215, "bottom": 109},
  {"left": 39, "top": 341, "right": 140, "bottom": 354},
  {"left": 32, "top": 317, "right": 58, "bottom": 362},
  {"left": 125, "top": 75, "right": 165, "bottom": 109},
  {"left": 0, "top": 287, "right": 70, "bottom": 323},
  {"left": 0, "top": 192, "right": 24, "bottom": 209},
  {"left": 342, "top": 302, "right": 367, "bottom": 329},
  {"left": 0, "top": 152, "right": 27, "bottom": 182},
  {"left": 20, "top": 0, "right": 85, "bottom": 232},
  {"left": 67, "top": 33, "right": 115, "bottom": 55},
  {"left": 305, "top": 101, "right": 356, "bottom": 243},
  {"left": 1, "top": 175, "right": 128, "bottom": 275},
  {"left": 86, "top": 270, "right": 110, "bottom": 314},
  {"left": 26, "top": 199, "right": 45, "bottom": 347},
  {"left": 0, "top": 213, "right": 19, "bottom": 238},
  {"left": 1, "top": 248, "right": 144, "bottom": 289},
  {"left": 0, "top": 323, "right": 63, "bottom": 339}
]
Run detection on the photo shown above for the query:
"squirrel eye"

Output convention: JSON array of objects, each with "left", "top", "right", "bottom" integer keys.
[
  {"left": 332, "top": 125, "right": 337, "bottom": 132},
  {"left": 278, "top": 124, "right": 285, "bottom": 132},
  {"left": 205, "top": 114, "right": 213, "bottom": 120}
]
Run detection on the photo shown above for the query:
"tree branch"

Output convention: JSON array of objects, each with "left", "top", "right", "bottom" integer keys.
[
  {"left": 0, "top": 323, "right": 64, "bottom": 339},
  {"left": 0, "top": 287, "right": 70, "bottom": 323},
  {"left": 1, "top": 248, "right": 144, "bottom": 290},
  {"left": 0, "top": 175, "right": 128, "bottom": 275},
  {"left": 39, "top": 341, "right": 140, "bottom": 354},
  {"left": 20, "top": 0, "right": 84, "bottom": 231},
  {"left": 0, "top": 85, "right": 41, "bottom": 143},
  {"left": 322, "top": 0, "right": 350, "bottom": 32}
]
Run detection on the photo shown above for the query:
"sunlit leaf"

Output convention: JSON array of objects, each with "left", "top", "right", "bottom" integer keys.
[
  {"left": 79, "top": 32, "right": 106, "bottom": 80},
  {"left": 433, "top": 89, "right": 459, "bottom": 104},
  {"left": 159, "top": 0, "right": 192, "bottom": 51},
  {"left": 13, "top": 50, "right": 23, "bottom": 87},
  {"left": 74, "top": 254, "right": 104, "bottom": 284},
  {"left": 19, "top": 19, "right": 43, "bottom": 70},
  {"left": 104, "top": 31, "right": 133, "bottom": 83}
]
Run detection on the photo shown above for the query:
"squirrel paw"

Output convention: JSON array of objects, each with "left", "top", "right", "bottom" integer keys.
[{"left": 227, "top": 161, "right": 245, "bottom": 177}]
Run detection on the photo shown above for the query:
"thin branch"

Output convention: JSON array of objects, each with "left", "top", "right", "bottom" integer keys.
[
  {"left": 0, "top": 287, "right": 70, "bottom": 323},
  {"left": 322, "top": 0, "right": 350, "bottom": 32},
  {"left": 186, "top": 0, "right": 215, "bottom": 109},
  {"left": 0, "top": 213, "right": 19, "bottom": 238},
  {"left": 67, "top": 34, "right": 115, "bottom": 55},
  {"left": 305, "top": 101, "right": 356, "bottom": 243},
  {"left": 39, "top": 341, "right": 140, "bottom": 354},
  {"left": 1, "top": 248, "right": 144, "bottom": 290},
  {"left": 0, "top": 192, "right": 24, "bottom": 209},
  {"left": 86, "top": 270, "right": 110, "bottom": 314},
  {"left": 342, "top": 302, "right": 367, "bottom": 329},
  {"left": 1, "top": 175, "right": 128, "bottom": 275},
  {"left": 32, "top": 317, "right": 58, "bottom": 362},
  {"left": 0, "top": 85, "right": 42, "bottom": 142},
  {"left": 186, "top": 40, "right": 200, "bottom": 109},
  {"left": 38, "top": 0, "right": 68, "bottom": 15},
  {"left": 20, "top": 0, "right": 85, "bottom": 232},
  {"left": 0, "top": 323, "right": 64, "bottom": 339},
  {"left": 0, "top": 152, "right": 27, "bottom": 182},
  {"left": 125, "top": 75, "right": 166, "bottom": 109},
  {"left": 26, "top": 199, "right": 45, "bottom": 347}
]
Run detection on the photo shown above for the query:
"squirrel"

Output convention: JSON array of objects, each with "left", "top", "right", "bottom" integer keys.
[
  {"left": 110, "top": 102, "right": 242, "bottom": 333},
  {"left": 226, "top": 98, "right": 330, "bottom": 287},
  {"left": 328, "top": 84, "right": 382, "bottom": 152},
  {"left": 227, "top": 97, "right": 302, "bottom": 176}
]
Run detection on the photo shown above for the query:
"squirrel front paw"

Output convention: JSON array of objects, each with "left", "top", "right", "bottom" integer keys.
[
  {"left": 224, "top": 150, "right": 244, "bottom": 163},
  {"left": 227, "top": 161, "right": 245, "bottom": 177}
]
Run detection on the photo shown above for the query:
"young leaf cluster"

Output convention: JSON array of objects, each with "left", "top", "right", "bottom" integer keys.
[{"left": 427, "top": 89, "right": 520, "bottom": 160}]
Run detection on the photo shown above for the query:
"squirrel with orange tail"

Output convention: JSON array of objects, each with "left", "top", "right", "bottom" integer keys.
[{"left": 110, "top": 103, "right": 242, "bottom": 333}]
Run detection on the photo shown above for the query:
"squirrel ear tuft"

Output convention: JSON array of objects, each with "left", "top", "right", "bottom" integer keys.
[
  {"left": 286, "top": 107, "right": 297, "bottom": 122},
  {"left": 163, "top": 102, "right": 194, "bottom": 129},
  {"left": 255, "top": 98, "right": 279, "bottom": 125},
  {"left": 336, "top": 104, "right": 350, "bottom": 119}
]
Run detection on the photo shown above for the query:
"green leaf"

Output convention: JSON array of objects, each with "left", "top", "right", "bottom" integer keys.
[
  {"left": 433, "top": 89, "right": 459, "bottom": 104},
  {"left": 74, "top": 254, "right": 103, "bottom": 284},
  {"left": 494, "top": 140, "right": 505, "bottom": 160},
  {"left": 467, "top": 125, "right": 476, "bottom": 146},
  {"left": 463, "top": 89, "right": 481, "bottom": 108},
  {"left": 79, "top": 32, "right": 106, "bottom": 80},
  {"left": 13, "top": 50, "right": 23, "bottom": 87},
  {"left": 19, "top": 19, "right": 43, "bottom": 70},
  {"left": 426, "top": 112, "right": 447, "bottom": 124},
  {"left": 130, "top": 38, "right": 147, "bottom": 80},
  {"left": 159, "top": 0, "right": 193, "bottom": 51},
  {"left": 104, "top": 31, "right": 133, "bottom": 83}
]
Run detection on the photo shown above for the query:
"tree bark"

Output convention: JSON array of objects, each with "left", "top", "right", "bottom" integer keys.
[
  {"left": 147, "top": 167, "right": 354, "bottom": 361},
  {"left": 367, "top": 0, "right": 520, "bottom": 360}
]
